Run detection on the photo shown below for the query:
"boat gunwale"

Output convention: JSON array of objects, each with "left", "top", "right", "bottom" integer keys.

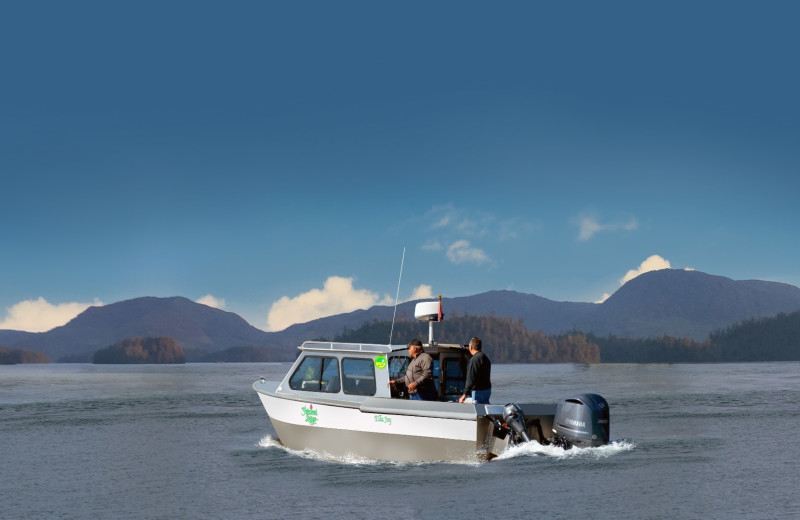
[
  {"left": 254, "top": 381, "right": 481, "bottom": 420},
  {"left": 359, "top": 397, "right": 479, "bottom": 420}
]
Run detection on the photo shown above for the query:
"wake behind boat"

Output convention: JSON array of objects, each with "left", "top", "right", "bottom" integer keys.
[{"left": 253, "top": 299, "right": 610, "bottom": 462}]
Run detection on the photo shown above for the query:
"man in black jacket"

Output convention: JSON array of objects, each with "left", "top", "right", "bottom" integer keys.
[{"left": 458, "top": 337, "right": 491, "bottom": 404}]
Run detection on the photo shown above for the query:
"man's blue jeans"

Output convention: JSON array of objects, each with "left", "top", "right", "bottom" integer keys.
[
  {"left": 411, "top": 389, "right": 436, "bottom": 401},
  {"left": 472, "top": 389, "right": 491, "bottom": 404}
]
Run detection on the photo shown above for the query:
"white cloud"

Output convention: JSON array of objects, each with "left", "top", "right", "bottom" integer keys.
[
  {"left": 577, "top": 217, "right": 602, "bottom": 241},
  {"left": 0, "top": 297, "right": 102, "bottom": 333},
  {"left": 577, "top": 215, "right": 638, "bottom": 241},
  {"left": 595, "top": 293, "right": 612, "bottom": 304},
  {"left": 419, "top": 205, "right": 539, "bottom": 266},
  {"left": 429, "top": 204, "right": 457, "bottom": 230},
  {"left": 196, "top": 294, "right": 226, "bottom": 309},
  {"left": 496, "top": 217, "right": 541, "bottom": 241},
  {"left": 446, "top": 240, "right": 490, "bottom": 265},
  {"left": 266, "top": 276, "right": 393, "bottom": 332},
  {"left": 422, "top": 240, "right": 443, "bottom": 251},
  {"left": 433, "top": 215, "right": 451, "bottom": 228},
  {"left": 620, "top": 255, "right": 672, "bottom": 285},
  {"left": 456, "top": 218, "right": 483, "bottom": 236},
  {"left": 425, "top": 204, "right": 490, "bottom": 237},
  {"left": 408, "top": 284, "right": 433, "bottom": 301}
]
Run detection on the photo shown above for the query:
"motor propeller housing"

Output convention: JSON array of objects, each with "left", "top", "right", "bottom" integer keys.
[{"left": 502, "top": 403, "right": 532, "bottom": 444}]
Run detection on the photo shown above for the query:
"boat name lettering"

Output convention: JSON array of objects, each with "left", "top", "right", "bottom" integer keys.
[
  {"left": 374, "top": 414, "right": 392, "bottom": 425},
  {"left": 301, "top": 404, "right": 319, "bottom": 425},
  {"left": 566, "top": 418, "right": 585, "bottom": 428}
]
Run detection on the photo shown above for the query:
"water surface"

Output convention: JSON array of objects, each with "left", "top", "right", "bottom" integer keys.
[{"left": 2, "top": 362, "right": 798, "bottom": 519}]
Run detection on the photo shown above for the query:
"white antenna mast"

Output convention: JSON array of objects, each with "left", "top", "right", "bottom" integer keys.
[{"left": 388, "top": 247, "right": 405, "bottom": 346}]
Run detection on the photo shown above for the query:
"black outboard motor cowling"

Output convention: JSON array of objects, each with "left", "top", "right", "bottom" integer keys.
[
  {"left": 552, "top": 393, "right": 610, "bottom": 448},
  {"left": 502, "top": 403, "right": 531, "bottom": 444}
]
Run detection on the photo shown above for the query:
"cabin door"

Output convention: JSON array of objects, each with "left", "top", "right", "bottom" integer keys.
[{"left": 437, "top": 353, "right": 467, "bottom": 401}]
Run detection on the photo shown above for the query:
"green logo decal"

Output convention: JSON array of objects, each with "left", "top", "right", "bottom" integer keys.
[
  {"left": 374, "top": 414, "right": 392, "bottom": 426},
  {"left": 374, "top": 355, "right": 387, "bottom": 370},
  {"left": 301, "top": 404, "right": 319, "bottom": 425}
]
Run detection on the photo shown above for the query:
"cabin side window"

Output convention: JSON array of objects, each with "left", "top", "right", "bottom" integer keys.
[
  {"left": 388, "top": 356, "right": 408, "bottom": 380},
  {"left": 289, "top": 356, "right": 341, "bottom": 393},
  {"left": 388, "top": 355, "right": 409, "bottom": 399},
  {"left": 341, "top": 358, "right": 376, "bottom": 396}
]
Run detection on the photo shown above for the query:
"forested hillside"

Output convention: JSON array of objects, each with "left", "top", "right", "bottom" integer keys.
[
  {"left": 0, "top": 346, "right": 50, "bottom": 364},
  {"left": 595, "top": 310, "right": 800, "bottom": 362},
  {"left": 707, "top": 311, "right": 800, "bottom": 361},
  {"left": 334, "top": 310, "right": 800, "bottom": 363},
  {"left": 334, "top": 315, "right": 600, "bottom": 363},
  {"left": 92, "top": 336, "right": 186, "bottom": 364},
  {"left": 592, "top": 335, "right": 716, "bottom": 363}
]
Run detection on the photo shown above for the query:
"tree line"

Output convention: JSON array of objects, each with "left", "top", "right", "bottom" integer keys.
[
  {"left": 93, "top": 336, "right": 186, "bottom": 364},
  {"left": 334, "top": 310, "right": 800, "bottom": 363},
  {"left": 596, "top": 310, "right": 800, "bottom": 362},
  {"left": 0, "top": 346, "right": 50, "bottom": 364},
  {"left": 334, "top": 314, "right": 601, "bottom": 363}
]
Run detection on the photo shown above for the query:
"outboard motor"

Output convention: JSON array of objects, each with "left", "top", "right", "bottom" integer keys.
[
  {"left": 502, "top": 403, "right": 531, "bottom": 444},
  {"left": 552, "top": 394, "right": 610, "bottom": 449}
]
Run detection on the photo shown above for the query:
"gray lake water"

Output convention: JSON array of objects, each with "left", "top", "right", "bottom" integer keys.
[{"left": 1, "top": 362, "right": 798, "bottom": 519}]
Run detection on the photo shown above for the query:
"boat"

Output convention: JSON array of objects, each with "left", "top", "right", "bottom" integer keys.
[{"left": 253, "top": 299, "right": 610, "bottom": 462}]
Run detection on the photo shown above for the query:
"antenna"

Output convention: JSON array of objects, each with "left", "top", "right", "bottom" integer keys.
[{"left": 388, "top": 247, "right": 405, "bottom": 346}]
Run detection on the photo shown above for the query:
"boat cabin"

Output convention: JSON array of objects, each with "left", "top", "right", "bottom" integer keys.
[
  {"left": 280, "top": 341, "right": 470, "bottom": 402},
  {"left": 277, "top": 299, "right": 472, "bottom": 402}
]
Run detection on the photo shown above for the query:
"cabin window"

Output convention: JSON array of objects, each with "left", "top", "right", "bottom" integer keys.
[
  {"left": 442, "top": 358, "right": 466, "bottom": 396},
  {"left": 432, "top": 359, "right": 441, "bottom": 394},
  {"left": 388, "top": 356, "right": 408, "bottom": 381},
  {"left": 388, "top": 355, "right": 409, "bottom": 399},
  {"left": 341, "top": 358, "right": 376, "bottom": 396},
  {"left": 289, "top": 356, "right": 341, "bottom": 393}
]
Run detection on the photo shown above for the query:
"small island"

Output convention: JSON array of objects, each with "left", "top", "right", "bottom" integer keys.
[
  {"left": 0, "top": 346, "right": 50, "bottom": 364},
  {"left": 93, "top": 336, "right": 186, "bottom": 364}
]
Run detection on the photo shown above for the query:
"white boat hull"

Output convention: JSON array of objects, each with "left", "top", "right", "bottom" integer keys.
[{"left": 255, "top": 387, "right": 483, "bottom": 462}]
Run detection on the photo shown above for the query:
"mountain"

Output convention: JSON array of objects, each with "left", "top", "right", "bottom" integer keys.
[
  {"left": 265, "top": 290, "right": 595, "bottom": 348},
  {"left": 0, "top": 329, "right": 36, "bottom": 345},
  {"left": 3, "top": 269, "right": 800, "bottom": 361},
  {"left": 201, "top": 270, "right": 800, "bottom": 343},
  {"left": 571, "top": 270, "right": 800, "bottom": 339},
  {"left": 5, "top": 297, "right": 278, "bottom": 362}
]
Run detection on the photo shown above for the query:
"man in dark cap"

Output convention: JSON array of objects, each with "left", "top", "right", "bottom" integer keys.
[{"left": 389, "top": 339, "right": 436, "bottom": 400}]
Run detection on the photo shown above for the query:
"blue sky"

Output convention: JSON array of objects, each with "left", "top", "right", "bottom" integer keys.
[{"left": 2, "top": 1, "right": 799, "bottom": 333}]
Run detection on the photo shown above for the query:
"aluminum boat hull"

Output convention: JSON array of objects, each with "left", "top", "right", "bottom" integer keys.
[
  {"left": 255, "top": 382, "right": 483, "bottom": 462},
  {"left": 254, "top": 380, "right": 557, "bottom": 462}
]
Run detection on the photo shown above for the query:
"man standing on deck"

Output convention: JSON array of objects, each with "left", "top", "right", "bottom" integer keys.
[
  {"left": 458, "top": 337, "right": 492, "bottom": 404},
  {"left": 389, "top": 339, "right": 436, "bottom": 400}
]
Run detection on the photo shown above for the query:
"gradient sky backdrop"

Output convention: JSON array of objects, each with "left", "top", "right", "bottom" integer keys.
[{"left": 2, "top": 1, "right": 799, "bottom": 333}]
